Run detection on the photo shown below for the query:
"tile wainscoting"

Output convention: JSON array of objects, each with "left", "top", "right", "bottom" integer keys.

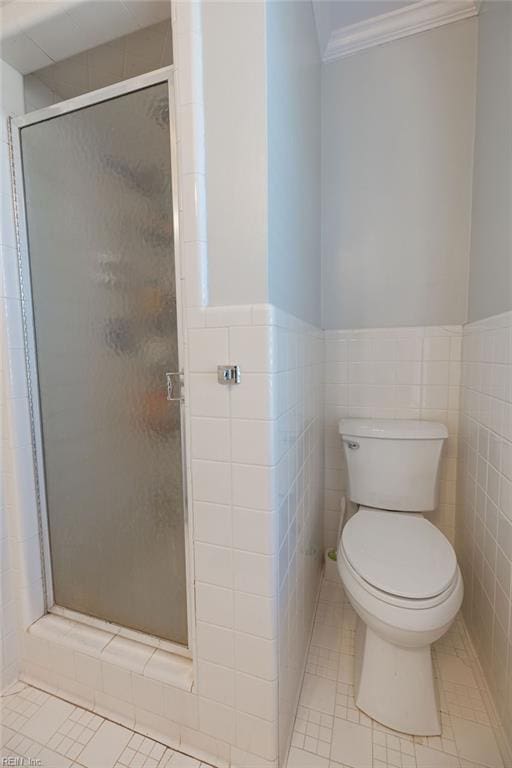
[
  {"left": 10, "top": 303, "right": 324, "bottom": 768},
  {"left": 273, "top": 313, "right": 324, "bottom": 765},
  {"left": 1, "top": 58, "right": 26, "bottom": 692},
  {"left": 324, "top": 325, "right": 462, "bottom": 548},
  {"left": 188, "top": 303, "right": 325, "bottom": 766},
  {"left": 457, "top": 309, "right": 512, "bottom": 752}
]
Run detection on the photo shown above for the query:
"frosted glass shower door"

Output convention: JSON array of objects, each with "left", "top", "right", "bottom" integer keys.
[{"left": 19, "top": 81, "right": 188, "bottom": 645}]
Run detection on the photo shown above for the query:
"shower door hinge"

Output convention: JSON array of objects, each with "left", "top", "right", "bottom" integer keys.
[{"left": 166, "top": 371, "right": 184, "bottom": 402}]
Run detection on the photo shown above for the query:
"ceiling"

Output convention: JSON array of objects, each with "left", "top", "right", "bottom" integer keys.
[
  {"left": 0, "top": 0, "right": 171, "bottom": 74},
  {"left": 26, "top": 19, "right": 171, "bottom": 107},
  {"left": 0, "top": 0, "right": 474, "bottom": 77},
  {"left": 312, "top": 0, "right": 417, "bottom": 55}
]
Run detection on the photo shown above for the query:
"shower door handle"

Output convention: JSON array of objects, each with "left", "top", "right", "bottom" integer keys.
[{"left": 165, "top": 371, "right": 183, "bottom": 402}]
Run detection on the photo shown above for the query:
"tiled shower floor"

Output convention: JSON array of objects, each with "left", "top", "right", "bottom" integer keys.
[
  {"left": 287, "top": 577, "right": 507, "bottom": 768},
  {"left": 0, "top": 683, "right": 210, "bottom": 768}
]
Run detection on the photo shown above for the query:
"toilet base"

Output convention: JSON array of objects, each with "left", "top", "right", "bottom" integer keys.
[{"left": 354, "top": 619, "right": 441, "bottom": 736}]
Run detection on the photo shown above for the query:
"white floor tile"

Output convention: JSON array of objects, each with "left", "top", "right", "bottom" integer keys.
[
  {"left": 36, "top": 745, "right": 74, "bottom": 767},
  {"left": 287, "top": 746, "right": 330, "bottom": 767},
  {"left": 451, "top": 717, "right": 504, "bottom": 768},
  {"left": 0, "top": 684, "right": 209, "bottom": 768},
  {"left": 1, "top": 725, "right": 15, "bottom": 748},
  {"left": 330, "top": 718, "right": 372, "bottom": 767},
  {"left": 415, "top": 744, "right": 460, "bottom": 767},
  {"left": 168, "top": 753, "right": 202, "bottom": 767},
  {"left": 78, "top": 720, "right": 133, "bottom": 768},
  {"left": 299, "top": 675, "right": 337, "bottom": 715},
  {"left": 436, "top": 654, "right": 477, "bottom": 687},
  {"left": 20, "top": 696, "right": 75, "bottom": 743},
  {"left": 337, "top": 654, "right": 354, "bottom": 684},
  {"left": 287, "top": 578, "right": 508, "bottom": 768}
]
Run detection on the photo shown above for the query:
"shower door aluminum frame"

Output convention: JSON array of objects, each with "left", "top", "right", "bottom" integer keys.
[{"left": 9, "top": 66, "right": 193, "bottom": 655}]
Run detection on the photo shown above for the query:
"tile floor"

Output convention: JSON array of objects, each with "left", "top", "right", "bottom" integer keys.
[
  {"left": 287, "top": 577, "right": 508, "bottom": 768},
  {"left": 0, "top": 682, "right": 210, "bottom": 768},
  {"left": 1, "top": 577, "right": 509, "bottom": 768}
]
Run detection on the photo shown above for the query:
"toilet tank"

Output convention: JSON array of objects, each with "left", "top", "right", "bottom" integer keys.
[{"left": 339, "top": 418, "right": 448, "bottom": 512}]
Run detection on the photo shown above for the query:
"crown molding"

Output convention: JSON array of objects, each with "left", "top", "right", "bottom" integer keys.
[{"left": 323, "top": 0, "right": 480, "bottom": 63}]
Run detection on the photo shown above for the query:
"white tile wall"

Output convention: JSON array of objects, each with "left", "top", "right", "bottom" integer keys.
[
  {"left": 456, "top": 309, "right": 512, "bottom": 751},
  {"left": 273, "top": 312, "right": 324, "bottom": 766},
  {"left": 0, "top": 58, "right": 30, "bottom": 692},
  {"left": 23, "top": 19, "right": 173, "bottom": 111},
  {"left": 9, "top": 299, "right": 323, "bottom": 768},
  {"left": 324, "top": 325, "right": 462, "bottom": 548},
  {"left": 186, "top": 304, "right": 283, "bottom": 767}
]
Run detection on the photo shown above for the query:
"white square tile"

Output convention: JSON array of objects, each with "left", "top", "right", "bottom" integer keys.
[
  {"left": 436, "top": 653, "right": 477, "bottom": 687},
  {"left": 163, "top": 686, "right": 198, "bottom": 730},
  {"left": 20, "top": 696, "right": 74, "bottom": 742},
  {"left": 451, "top": 717, "right": 504, "bottom": 767},
  {"left": 229, "top": 326, "right": 276, "bottom": 373},
  {"left": 197, "top": 660, "right": 235, "bottom": 707},
  {"left": 235, "top": 710, "right": 277, "bottom": 761},
  {"left": 192, "top": 459, "right": 231, "bottom": 504},
  {"left": 234, "top": 592, "right": 275, "bottom": 639},
  {"left": 189, "top": 373, "right": 229, "bottom": 418},
  {"left": 286, "top": 747, "right": 328, "bottom": 767},
  {"left": 423, "top": 337, "right": 451, "bottom": 361},
  {"left": 198, "top": 697, "right": 235, "bottom": 743},
  {"left": 235, "top": 673, "right": 276, "bottom": 721},
  {"left": 194, "top": 501, "right": 232, "bottom": 546},
  {"left": 234, "top": 550, "right": 275, "bottom": 597},
  {"left": 101, "top": 661, "right": 132, "bottom": 702},
  {"left": 415, "top": 744, "right": 459, "bottom": 768},
  {"left": 77, "top": 720, "right": 132, "bottom": 768},
  {"left": 299, "top": 674, "right": 336, "bottom": 715},
  {"left": 195, "top": 542, "right": 233, "bottom": 588},
  {"left": 230, "top": 374, "right": 276, "bottom": 420},
  {"left": 330, "top": 718, "right": 372, "bottom": 767},
  {"left": 231, "top": 419, "right": 275, "bottom": 466},
  {"left": 196, "top": 622, "right": 234, "bottom": 668},
  {"left": 188, "top": 328, "right": 229, "bottom": 372},
  {"left": 233, "top": 508, "right": 275, "bottom": 554},
  {"left": 191, "top": 417, "right": 230, "bottom": 461},
  {"left": 75, "top": 652, "right": 102, "bottom": 690},
  {"left": 196, "top": 582, "right": 234, "bottom": 628},
  {"left": 206, "top": 305, "right": 253, "bottom": 327},
  {"left": 235, "top": 633, "right": 277, "bottom": 681},
  {"left": 232, "top": 464, "right": 275, "bottom": 510}
]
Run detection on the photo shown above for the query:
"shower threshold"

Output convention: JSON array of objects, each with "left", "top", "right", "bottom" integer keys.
[{"left": 49, "top": 603, "right": 191, "bottom": 660}]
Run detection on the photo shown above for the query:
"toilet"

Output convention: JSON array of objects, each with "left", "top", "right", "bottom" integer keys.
[{"left": 336, "top": 418, "right": 463, "bottom": 737}]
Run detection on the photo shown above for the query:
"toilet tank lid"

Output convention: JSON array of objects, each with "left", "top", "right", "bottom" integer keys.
[{"left": 338, "top": 418, "right": 448, "bottom": 440}]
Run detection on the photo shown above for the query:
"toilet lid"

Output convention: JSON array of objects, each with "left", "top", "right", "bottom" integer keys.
[{"left": 341, "top": 508, "right": 457, "bottom": 599}]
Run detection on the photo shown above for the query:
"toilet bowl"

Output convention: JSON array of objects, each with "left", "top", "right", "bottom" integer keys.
[
  {"left": 337, "top": 508, "right": 462, "bottom": 735},
  {"left": 336, "top": 418, "right": 464, "bottom": 736}
]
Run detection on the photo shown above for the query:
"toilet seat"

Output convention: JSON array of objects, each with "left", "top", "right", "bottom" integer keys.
[
  {"left": 339, "top": 541, "right": 460, "bottom": 611},
  {"left": 341, "top": 508, "right": 458, "bottom": 605}
]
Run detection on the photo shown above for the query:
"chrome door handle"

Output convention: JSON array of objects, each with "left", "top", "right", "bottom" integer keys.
[{"left": 166, "top": 371, "right": 183, "bottom": 402}]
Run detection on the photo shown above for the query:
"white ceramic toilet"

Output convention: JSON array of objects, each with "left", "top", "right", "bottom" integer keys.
[{"left": 336, "top": 418, "right": 463, "bottom": 737}]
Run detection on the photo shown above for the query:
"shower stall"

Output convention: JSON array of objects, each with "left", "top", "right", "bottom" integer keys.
[{"left": 10, "top": 68, "right": 189, "bottom": 649}]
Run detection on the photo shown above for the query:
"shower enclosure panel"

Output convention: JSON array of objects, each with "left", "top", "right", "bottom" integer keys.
[{"left": 10, "top": 69, "right": 189, "bottom": 648}]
